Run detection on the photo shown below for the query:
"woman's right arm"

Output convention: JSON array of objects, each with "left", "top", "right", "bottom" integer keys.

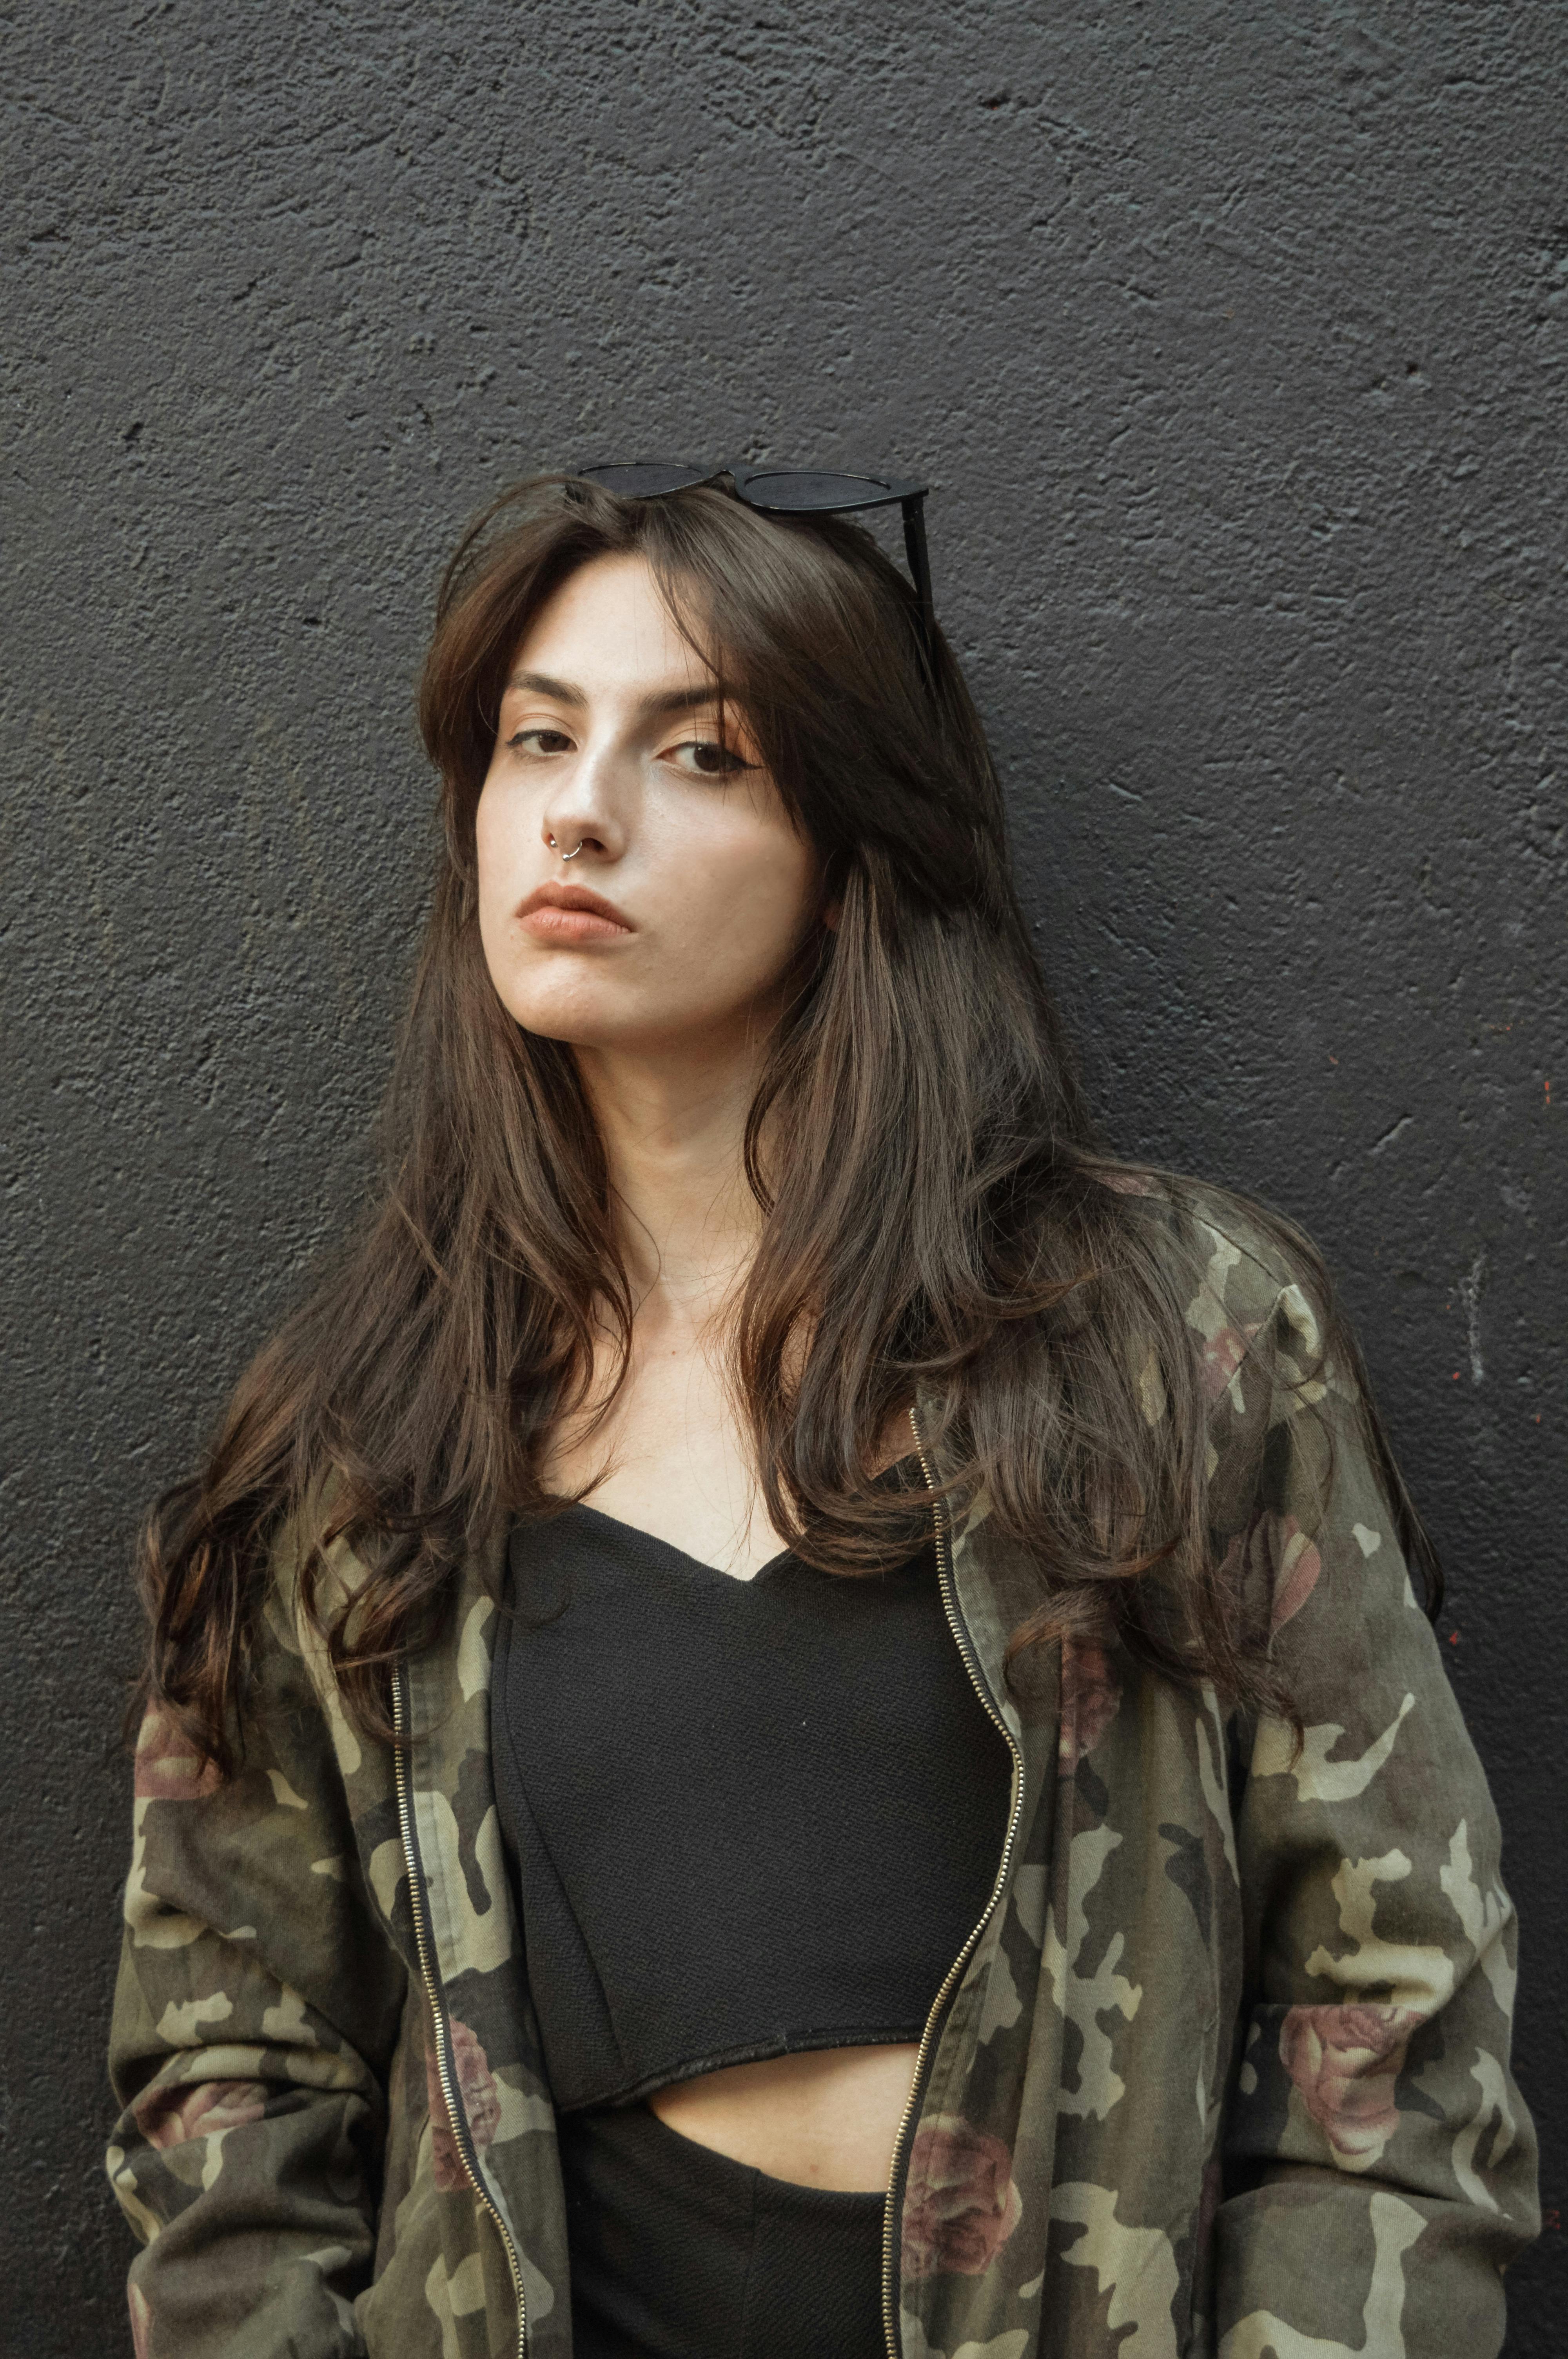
[{"left": 107, "top": 1563, "right": 409, "bottom": 2358}]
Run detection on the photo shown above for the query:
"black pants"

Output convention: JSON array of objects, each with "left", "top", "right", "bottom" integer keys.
[{"left": 559, "top": 2104, "right": 887, "bottom": 2359}]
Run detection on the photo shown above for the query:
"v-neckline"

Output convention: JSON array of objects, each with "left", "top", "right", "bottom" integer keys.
[
  {"left": 563, "top": 1499, "right": 797, "bottom": 1585},
  {"left": 560, "top": 1450, "right": 923, "bottom": 1587}
]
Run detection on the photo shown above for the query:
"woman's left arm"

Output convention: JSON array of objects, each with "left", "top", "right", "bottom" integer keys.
[{"left": 1213, "top": 1274, "right": 1540, "bottom": 2359}]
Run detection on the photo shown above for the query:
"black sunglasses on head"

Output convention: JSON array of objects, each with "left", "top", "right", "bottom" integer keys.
[{"left": 573, "top": 461, "right": 936, "bottom": 671}]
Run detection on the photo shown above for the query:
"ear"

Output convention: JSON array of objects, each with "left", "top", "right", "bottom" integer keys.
[{"left": 822, "top": 896, "right": 842, "bottom": 933}]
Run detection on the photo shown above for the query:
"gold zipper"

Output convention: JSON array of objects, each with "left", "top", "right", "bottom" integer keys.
[
  {"left": 393, "top": 1663, "right": 528, "bottom": 2359},
  {"left": 881, "top": 1402, "right": 1027, "bottom": 2359}
]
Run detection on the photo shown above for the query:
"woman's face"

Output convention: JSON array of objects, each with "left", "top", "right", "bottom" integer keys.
[{"left": 475, "top": 553, "right": 826, "bottom": 1060}]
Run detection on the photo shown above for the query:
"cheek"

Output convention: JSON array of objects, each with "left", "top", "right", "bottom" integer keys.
[
  {"left": 473, "top": 777, "right": 510, "bottom": 903},
  {"left": 675, "top": 824, "right": 819, "bottom": 976},
  {"left": 473, "top": 778, "right": 525, "bottom": 987},
  {"left": 474, "top": 774, "right": 533, "bottom": 936}
]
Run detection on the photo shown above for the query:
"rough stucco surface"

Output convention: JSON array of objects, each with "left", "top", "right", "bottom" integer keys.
[{"left": 3, "top": 1, "right": 1563, "bottom": 2348}]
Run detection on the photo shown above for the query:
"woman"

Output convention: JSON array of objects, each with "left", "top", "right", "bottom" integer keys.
[{"left": 107, "top": 469, "right": 1537, "bottom": 2359}]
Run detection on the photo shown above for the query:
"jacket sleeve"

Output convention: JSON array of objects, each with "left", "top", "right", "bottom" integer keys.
[
  {"left": 1212, "top": 1275, "right": 1539, "bottom": 2358},
  {"left": 107, "top": 1563, "right": 408, "bottom": 2359}
]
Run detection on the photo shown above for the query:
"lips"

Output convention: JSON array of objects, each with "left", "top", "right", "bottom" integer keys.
[{"left": 518, "top": 882, "right": 635, "bottom": 942}]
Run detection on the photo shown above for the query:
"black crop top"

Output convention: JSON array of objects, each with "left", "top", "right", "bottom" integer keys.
[{"left": 491, "top": 1489, "right": 1011, "bottom": 2113}]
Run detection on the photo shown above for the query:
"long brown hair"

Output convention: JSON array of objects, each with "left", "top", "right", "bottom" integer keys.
[{"left": 135, "top": 474, "right": 1438, "bottom": 1774}]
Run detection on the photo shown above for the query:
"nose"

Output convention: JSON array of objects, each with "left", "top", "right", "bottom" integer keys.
[{"left": 540, "top": 737, "right": 628, "bottom": 866}]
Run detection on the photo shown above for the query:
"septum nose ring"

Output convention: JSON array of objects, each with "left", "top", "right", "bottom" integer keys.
[{"left": 547, "top": 835, "right": 585, "bottom": 861}]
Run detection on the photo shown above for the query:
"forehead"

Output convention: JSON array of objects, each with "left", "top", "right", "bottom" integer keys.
[{"left": 509, "top": 553, "right": 717, "bottom": 698}]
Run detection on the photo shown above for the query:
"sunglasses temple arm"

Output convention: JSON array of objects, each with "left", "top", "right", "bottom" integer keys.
[{"left": 901, "top": 494, "right": 937, "bottom": 674}]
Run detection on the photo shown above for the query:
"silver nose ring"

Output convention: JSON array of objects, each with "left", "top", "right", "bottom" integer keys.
[{"left": 547, "top": 835, "right": 585, "bottom": 861}]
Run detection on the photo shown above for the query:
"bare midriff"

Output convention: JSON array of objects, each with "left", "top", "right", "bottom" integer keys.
[{"left": 648, "top": 2041, "right": 921, "bottom": 2192}]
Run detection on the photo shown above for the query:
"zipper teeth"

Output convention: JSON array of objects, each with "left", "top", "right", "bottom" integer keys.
[
  {"left": 393, "top": 1667, "right": 528, "bottom": 2359},
  {"left": 881, "top": 1405, "right": 1027, "bottom": 2359}
]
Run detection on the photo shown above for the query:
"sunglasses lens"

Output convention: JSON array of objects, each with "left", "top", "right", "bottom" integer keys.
[
  {"left": 739, "top": 470, "right": 894, "bottom": 511},
  {"left": 576, "top": 462, "right": 714, "bottom": 497}
]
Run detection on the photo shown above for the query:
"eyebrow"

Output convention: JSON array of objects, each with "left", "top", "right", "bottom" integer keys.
[{"left": 505, "top": 669, "right": 728, "bottom": 720}]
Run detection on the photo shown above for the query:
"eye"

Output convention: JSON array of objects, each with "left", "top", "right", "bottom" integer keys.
[
  {"left": 507, "top": 725, "right": 575, "bottom": 757},
  {"left": 666, "top": 738, "right": 755, "bottom": 778}
]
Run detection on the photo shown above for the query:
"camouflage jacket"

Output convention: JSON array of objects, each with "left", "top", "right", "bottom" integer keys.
[{"left": 107, "top": 1186, "right": 1539, "bottom": 2358}]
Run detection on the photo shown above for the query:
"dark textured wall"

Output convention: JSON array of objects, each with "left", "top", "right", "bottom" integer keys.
[{"left": 4, "top": 2, "right": 1563, "bottom": 2349}]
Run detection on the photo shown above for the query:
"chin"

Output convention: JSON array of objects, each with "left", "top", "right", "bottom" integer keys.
[
  {"left": 501, "top": 989, "right": 673, "bottom": 1054},
  {"left": 497, "top": 967, "right": 628, "bottom": 1038},
  {"left": 496, "top": 959, "right": 783, "bottom": 1059}
]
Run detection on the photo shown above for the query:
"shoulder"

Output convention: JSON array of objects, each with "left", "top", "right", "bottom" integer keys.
[
  {"left": 1093, "top": 1166, "right": 1353, "bottom": 1557},
  {"left": 1096, "top": 1164, "right": 1330, "bottom": 1362}
]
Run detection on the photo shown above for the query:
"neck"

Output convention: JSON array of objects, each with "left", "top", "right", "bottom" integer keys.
[{"left": 573, "top": 1025, "right": 773, "bottom": 1335}]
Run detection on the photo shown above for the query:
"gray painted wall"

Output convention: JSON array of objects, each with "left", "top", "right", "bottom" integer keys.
[{"left": 5, "top": 2, "right": 1563, "bottom": 2348}]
